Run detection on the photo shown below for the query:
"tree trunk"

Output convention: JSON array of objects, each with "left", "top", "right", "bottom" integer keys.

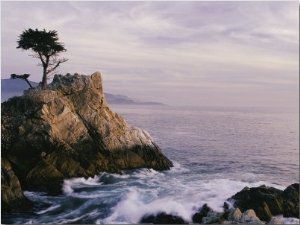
[
  {"left": 42, "top": 67, "right": 47, "bottom": 90},
  {"left": 24, "top": 78, "right": 33, "bottom": 88}
]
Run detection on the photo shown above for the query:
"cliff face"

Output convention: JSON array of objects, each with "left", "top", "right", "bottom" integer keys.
[{"left": 1, "top": 72, "right": 172, "bottom": 211}]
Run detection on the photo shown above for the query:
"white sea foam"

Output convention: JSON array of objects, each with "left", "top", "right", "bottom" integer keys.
[
  {"left": 130, "top": 168, "right": 164, "bottom": 179},
  {"left": 62, "top": 180, "right": 74, "bottom": 194},
  {"left": 64, "top": 175, "right": 101, "bottom": 186},
  {"left": 103, "top": 187, "right": 195, "bottom": 224},
  {"left": 24, "top": 191, "right": 47, "bottom": 199},
  {"left": 101, "top": 176, "right": 290, "bottom": 224},
  {"left": 281, "top": 217, "right": 300, "bottom": 225},
  {"left": 62, "top": 175, "right": 103, "bottom": 195},
  {"left": 168, "top": 161, "right": 190, "bottom": 173},
  {"left": 36, "top": 205, "right": 61, "bottom": 214},
  {"left": 28, "top": 164, "right": 291, "bottom": 225},
  {"left": 272, "top": 215, "right": 300, "bottom": 225}
]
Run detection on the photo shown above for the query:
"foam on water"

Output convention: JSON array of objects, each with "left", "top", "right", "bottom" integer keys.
[
  {"left": 69, "top": 164, "right": 288, "bottom": 224},
  {"left": 102, "top": 188, "right": 194, "bottom": 223},
  {"left": 36, "top": 205, "right": 61, "bottom": 214},
  {"left": 19, "top": 158, "right": 293, "bottom": 224},
  {"left": 4, "top": 105, "right": 299, "bottom": 224},
  {"left": 100, "top": 173, "right": 287, "bottom": 224},
  {"left": 17, "top": 163, "right": 295, "bottom": 224},
  {"left": 273, "top": 215, "right": 300, "bottom": 225},
  {"left": 63, "top": 175, "right": 103, "bottom": 194}
]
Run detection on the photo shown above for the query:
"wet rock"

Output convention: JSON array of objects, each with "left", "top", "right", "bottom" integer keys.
[
  {"left": 192, "top": 203, "right": 211, "bottom": 223},
  {"left": 225, "top": 208, "right": 264, "bottom": 224},
  {"left": 281, "top": 183, "right": 299, "bottom": 218},
  {"left": 228, "top": 207, "right": 242, "bottom": 221},
  {"left": 140, "top": 212, "right": 187, "bottom": 224},
  {"left": 267, "top": 217, "right": 281, "bottom": 225},
  {"left": 241, "top": 209, "right": 262, "bottom": 223},
  {"left": 228, "top": 184, "right": 299, "bottom": 221},
  {"left": 1, "top": 72, "right": 173, "bottom": 211},
  {"left": 192, "top": 203, "right": 227, "bottom": 224}
]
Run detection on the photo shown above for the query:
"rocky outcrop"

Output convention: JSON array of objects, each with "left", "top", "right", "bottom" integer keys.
[
  {"left": 140, "top": 212, "right": 187, "bottom": 224},
  {"left": 228, "top": 184, "right": 299, "bottom": 222},
  {"left": 1, "top": 158, "right": 33, "bottom": 213},
  {"left": 225, "top": 208, "right": 264, "bottom": 224},
  {"left": 192, "top": 203, "right": 233, "bottom": 224},
  {"left": 190, "top": 185, "right": 299, "bottom": 225},
  {"left": 137, "top": 182, "right": 299, "bottom": 225},
  {"left": 192, "top": 203, "right": 214, "bottom": 223},
  {"left": 1, "top": 72, "right": 173, "bottom": 211}
]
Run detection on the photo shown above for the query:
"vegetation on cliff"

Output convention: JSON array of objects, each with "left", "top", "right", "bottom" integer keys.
[{"left": 16, "top": 28, "right": 68, "bottom": 89}]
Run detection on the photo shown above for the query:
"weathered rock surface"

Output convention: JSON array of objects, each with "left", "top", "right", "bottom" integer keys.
[
  {"left": 1, "top": 158, "right": 33, "bottom": 213},
  {"left": 228, "top": 184, "right": 299, "bottom": 222},
  {"left": 225, "top": 208, "right": 264, "bottom": 224},
  {"left": 1, "top": 72, "right": 173, "bottom": 212}
]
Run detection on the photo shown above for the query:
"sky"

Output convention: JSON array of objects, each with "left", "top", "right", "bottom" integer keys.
[{"left": 1, "top": 1, "right": 299, "bottom": 107}]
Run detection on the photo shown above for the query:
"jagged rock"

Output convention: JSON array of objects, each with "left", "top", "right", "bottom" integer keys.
[
  {"left": 241, "top": 209, "right": 262, "bottom": 224},
  {"left": 225, "top": 208, "right": 264, "bottom": 224},
  {"left": 281, "top": 183, "right": 299, "bottom": 218},
  {"left": 228, "top": 207, "right": 242, "bottom": 221},
  {"left": 192, "top": 203, "right": 227, "bottom": 224},
  {"left": 192, "top": 203, "right": 211, "bottom": 223},
  {"left": 140, "top": 212, "right": 187, "bottom": 224},
  {"left": 1, "top": 158, "right": 33, "bottom": 213},
  {"left": 1, "top": 72, "right": 173, "bottom": 212},
  {"left": 228, "top": 184, "right": 299, "bottom": 221}
]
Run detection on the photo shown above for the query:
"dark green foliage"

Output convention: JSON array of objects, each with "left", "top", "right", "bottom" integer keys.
[
  {"left": 16, "top": 28, "right": 68, "bottom": 89},
  {"left": 10, "top": 73, "right": 33, "bottom": 88},
  {"left": 17, "top": 29, "right": 65, "bottom": 56}
]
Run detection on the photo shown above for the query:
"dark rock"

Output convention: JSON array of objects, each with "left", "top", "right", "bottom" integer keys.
[
  {"left": 228, "top": 183, "right": 299, "bottom": 221},
  {"left": 281, "top": 183, "right": 299, "bottom": 218},
  {"left": 1, "top": 72, "right": 173, "bottom": 212},
  {"left": 222, "top": 202, "right": 230, "bottom": 220},
  {"left": 1, "top": 158, "right": 33, "bottom": 213},
  {"left": 192, "top": 203, "right": 211, "bottom": 223},
  {"left": 140, "top": 212, "right": 187, "bottom": 224}
]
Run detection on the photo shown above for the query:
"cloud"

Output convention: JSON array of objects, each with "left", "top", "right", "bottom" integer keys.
[{"left": 1, "top": 1, "right": 298, "bottom": 107}]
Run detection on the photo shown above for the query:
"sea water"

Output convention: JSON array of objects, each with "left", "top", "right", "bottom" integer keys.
[{"left": 2, "top": 105, "right": 299, "bottom": 224}]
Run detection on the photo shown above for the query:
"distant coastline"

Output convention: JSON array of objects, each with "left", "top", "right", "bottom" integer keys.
[{"left": 1, "top": 78, "right": 164, "bottom": 105}]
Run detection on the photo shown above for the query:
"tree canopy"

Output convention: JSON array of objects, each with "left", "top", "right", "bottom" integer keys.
[
  {"left": 11, "top": 73, "right": 33, "bottom": 88},
  {"left": 17, "top": 28, "right": 68, "bottom": 89}
]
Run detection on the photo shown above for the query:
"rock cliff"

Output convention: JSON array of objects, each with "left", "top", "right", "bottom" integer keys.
[{"left": 1, "top": 72, "right": 173, "bottom": 212}]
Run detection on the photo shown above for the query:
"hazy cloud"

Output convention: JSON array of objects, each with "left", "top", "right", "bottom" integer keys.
[{"left": 1, "top": 1, "right": 298, "bottom": 107}]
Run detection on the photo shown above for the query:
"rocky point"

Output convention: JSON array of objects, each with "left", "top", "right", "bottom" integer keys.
[{"left": 1, "top": 72, "right": 173, "bottom": 212}]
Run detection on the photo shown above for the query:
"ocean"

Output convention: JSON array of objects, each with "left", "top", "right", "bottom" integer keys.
[{"left": 2, "top": 105, "right": 299, "bottom": 224}]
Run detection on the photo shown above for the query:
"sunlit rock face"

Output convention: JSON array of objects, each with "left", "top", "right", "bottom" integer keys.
[{"left": 1, "top": 72, "right": 173, "bottom": 211}]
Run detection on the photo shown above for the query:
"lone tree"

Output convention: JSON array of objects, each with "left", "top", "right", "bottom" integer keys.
[
  {"left": 11, "top": 73, "right": 33, "bottom": 88},
  {"left": 17, "top": 28, "right": 68, "bottom": 89}
]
